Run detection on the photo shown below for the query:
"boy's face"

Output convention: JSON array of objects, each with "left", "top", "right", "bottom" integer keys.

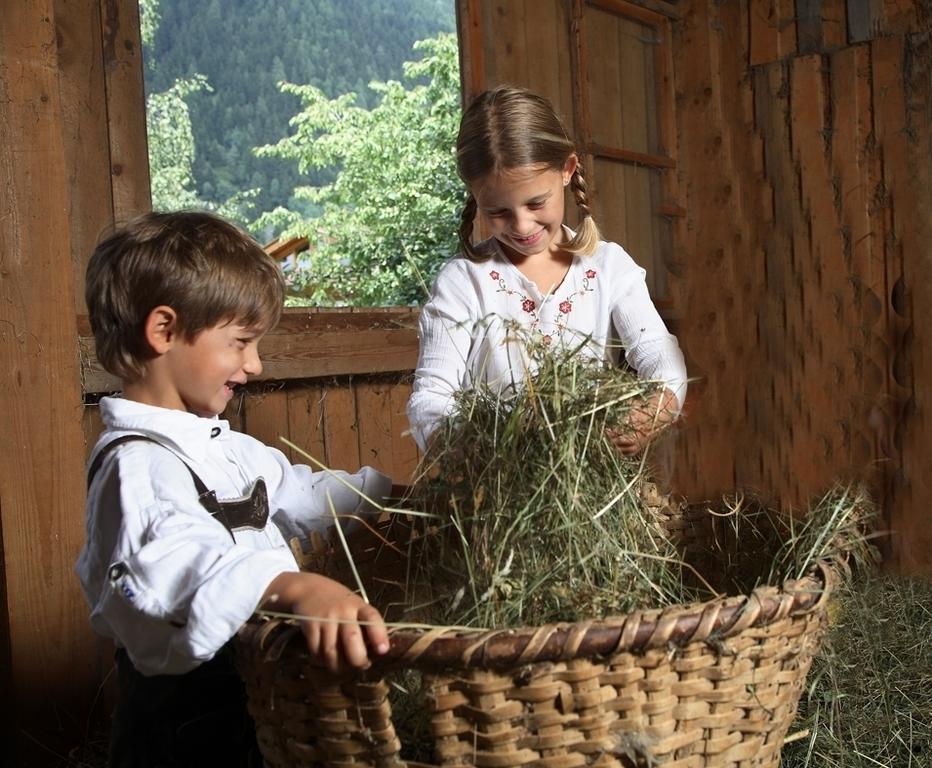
[{"left": 163, "top": 320, "right": 264, "bottom": 417}]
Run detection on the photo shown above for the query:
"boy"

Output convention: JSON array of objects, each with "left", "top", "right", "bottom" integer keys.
[{"left": 76, "top": 210, "right": 391, "bottom": 767}]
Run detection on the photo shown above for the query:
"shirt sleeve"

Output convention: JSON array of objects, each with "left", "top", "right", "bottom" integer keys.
[
  {"left": 78, "top": 445, "right": 297, "bottom": 676},
  {"left": 608, "top": 247, "right": 688, "bottom": 410},
  {"left": 406, "top": 261, "right": 477, "bottom": 451},
  {"left": 258, "top": 441, "right": 393, "bottom": 544}
]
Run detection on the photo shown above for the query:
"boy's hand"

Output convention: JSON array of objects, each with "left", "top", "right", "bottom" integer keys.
[
  {"left": 606, "top": 388, "right": 678, "bottom": 456},
  {"left": 262, "top": 572, "right": 389, "bottom": 673}
]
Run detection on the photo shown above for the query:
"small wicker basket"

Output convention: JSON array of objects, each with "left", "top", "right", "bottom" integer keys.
[{"left": 235, "top": 497, "right": 837, "bottom": 768}]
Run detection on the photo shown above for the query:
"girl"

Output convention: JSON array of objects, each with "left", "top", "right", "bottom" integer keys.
[{"left": 407, "top": 86, "right": 687, "bottom": 455}]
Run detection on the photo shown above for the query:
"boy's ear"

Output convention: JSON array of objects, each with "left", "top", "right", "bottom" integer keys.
[{"left": 144, "top": 305, "right": 179, "bottom": 354}]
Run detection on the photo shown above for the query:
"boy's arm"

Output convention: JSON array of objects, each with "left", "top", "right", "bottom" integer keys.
[
  {"left": 257, "top": 439, "right": 393, "bottom": 542},
  {"left": 261, "top": 571, "right": 389, "bottom": 672},
  {"left": 78, "top": 445, "right": 300, "bottom": 676}
]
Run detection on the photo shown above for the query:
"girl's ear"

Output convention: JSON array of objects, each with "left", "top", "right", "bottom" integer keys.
[
  {"left": 562, "top": 154, "right": 579, "bottom": 186},
  {"left": 144, "top": 305, "right": 179, "bottom": 354}
]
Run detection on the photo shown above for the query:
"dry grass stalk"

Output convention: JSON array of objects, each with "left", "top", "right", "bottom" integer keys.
[
  {"left": 783, "top": 574, "right": 932, "bottom": 767},
  {"left": 401, "top": 338, "right": 690, "bottom": 629}
]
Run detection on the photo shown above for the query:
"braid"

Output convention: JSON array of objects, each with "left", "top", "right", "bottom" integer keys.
[
  {"left": 565, "top": 161, "right": 601, "bottom": 255},
  {"left": 459, "top": 195, "right": 481, "bottom": 260}
]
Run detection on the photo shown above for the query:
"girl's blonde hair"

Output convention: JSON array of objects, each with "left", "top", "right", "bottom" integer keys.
[{"left": 456, "top": 86, "right": 601, "bottom": 260}]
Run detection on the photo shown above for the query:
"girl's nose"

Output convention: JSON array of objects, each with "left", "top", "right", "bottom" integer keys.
[{"left": 514, "top": 211, "right": 536, "bottom": 235}]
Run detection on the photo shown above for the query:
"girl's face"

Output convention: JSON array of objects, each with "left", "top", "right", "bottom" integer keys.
[{"left": 473, "top": 155, "right": 577, "bottom": 261}]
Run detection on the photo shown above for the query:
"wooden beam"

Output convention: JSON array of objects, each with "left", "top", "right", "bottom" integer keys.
[
  {"left": 0, "top": 1, "right": 100, "bottom": 760},
  {"left": 79, "top": 308, "right": 422, "bottom": 394},
  {"left": 100, "top": 0, "right": 151, "bottom": 221},
  {"left": 588, "top": 142, "right": 676, "bottom": 168},
  {"left": 456, "top": 0, "right": 486, "bottom": 104}
]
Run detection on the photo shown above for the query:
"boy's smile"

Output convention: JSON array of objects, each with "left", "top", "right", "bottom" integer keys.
[
  {"left": 125, "top": 309, "right": 266, "bottom": 418},
  {"left": 166, "top": 321, "right": 263, "bottom": 417}
]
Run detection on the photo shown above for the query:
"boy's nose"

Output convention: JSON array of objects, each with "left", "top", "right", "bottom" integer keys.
[{"left": 243, "top": 346, "right": 262, "bottom": 376}]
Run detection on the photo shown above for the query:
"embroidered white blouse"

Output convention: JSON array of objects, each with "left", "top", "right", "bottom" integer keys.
[
  {"left": 406, "top": 236, "right": 688, "bottom": 451},
  {"left": 76, "top": 396, "right": 391, "bottom": 676}
]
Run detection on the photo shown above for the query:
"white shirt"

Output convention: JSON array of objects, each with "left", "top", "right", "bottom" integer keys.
[
  {"left": 76, "top": 396, "right": 391, "bottom": 675},
  {"left": 407, "top": 236, "right": 687, "bottom": 450}
]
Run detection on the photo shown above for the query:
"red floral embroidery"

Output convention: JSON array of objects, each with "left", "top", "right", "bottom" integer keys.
[
  {"left": 559, "top": 300, "right": 573, "bottom": 314},
  {"left": 585, "top": 269, "right": 597, "bottom": 279},
  {"left": 521, "top": 298, "right": 536, "bottom": 313},
  {"left": 489, "top": 270, "right": 500, "bottom": 280}
]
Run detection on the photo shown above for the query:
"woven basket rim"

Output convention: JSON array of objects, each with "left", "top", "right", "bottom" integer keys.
[{"left": 238, "top": 561, "right": 834, "bottom": 672}]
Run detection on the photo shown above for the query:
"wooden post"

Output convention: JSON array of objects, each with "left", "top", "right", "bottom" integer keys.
[
  {"left": 0, "top": 1, "right": 100, "bottom": 761},
  {"left": 1, "top": 0, "right": 150, "bottom": 762}
]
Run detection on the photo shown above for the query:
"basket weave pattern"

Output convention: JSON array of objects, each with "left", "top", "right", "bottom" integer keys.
[{"left": 236, "top": 565, "right": 831, "bottom": 768}]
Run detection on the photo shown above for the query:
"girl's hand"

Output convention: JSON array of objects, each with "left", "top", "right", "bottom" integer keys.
[
  {"left": 606, "top": 388, "right": 678, "bottom": 456},
  {"left": 262, "top": 572, "right": 390, "bottom": 673}
]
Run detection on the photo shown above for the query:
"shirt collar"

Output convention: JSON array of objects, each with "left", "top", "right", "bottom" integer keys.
[{"left": 97, "top": 396, "right": 231, "bottom": 464}]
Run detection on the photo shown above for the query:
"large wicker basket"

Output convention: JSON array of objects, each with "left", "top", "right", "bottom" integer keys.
[{"left": 235, "top": 496, "right": 837, "bottom": 768}]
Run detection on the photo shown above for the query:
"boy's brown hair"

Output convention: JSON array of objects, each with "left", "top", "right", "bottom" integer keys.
[{"left": 86, "top": 210, "right": 284, "bottom": 381}]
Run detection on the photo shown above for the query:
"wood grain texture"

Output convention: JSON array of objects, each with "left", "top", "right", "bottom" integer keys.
[
  {"left": 79, "top": 308, "right": 421, "bottom": 393},
  {"left": 0, "top": 1, "right": 101, "bottom": 758}
]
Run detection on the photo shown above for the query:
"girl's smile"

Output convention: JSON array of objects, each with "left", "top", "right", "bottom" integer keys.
[{"left": 473, "top": 157, "right": 577, "bottom": 262}]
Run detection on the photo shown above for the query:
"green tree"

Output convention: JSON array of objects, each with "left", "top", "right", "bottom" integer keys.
[
  {"left": 256, "top": 33, "right": 464, "bottom": 306},
  {"left": 141, "top": 0, "right": 256, "bottom": 220}
]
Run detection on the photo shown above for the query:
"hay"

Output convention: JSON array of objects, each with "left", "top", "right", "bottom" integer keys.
[
  {"left": 397, "top": 335, "right": 879, "bottom": 632},
  {"left": 783, "top": 574, "right": 932, "bottom": 767},
  {"left": 402, "top": 336, "right": 686, "bottom": 629}
]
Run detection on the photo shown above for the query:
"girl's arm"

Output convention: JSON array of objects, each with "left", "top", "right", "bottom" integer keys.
[
  {"left": 406, "top": 263, "right": 477, "bottom": 452},
  {"left": 609, "top": 258, "right": 687, "bottom": 409}
]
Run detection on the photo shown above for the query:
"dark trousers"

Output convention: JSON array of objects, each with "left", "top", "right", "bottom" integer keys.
[{"left": 109, "top": 648, "right": 264, "bottom": 768}]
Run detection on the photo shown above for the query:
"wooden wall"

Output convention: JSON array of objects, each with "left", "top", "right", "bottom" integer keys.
[
  {"left": 669, "top": 0, "right": 931, "bottom": 572},
  {"left": 1, "top": 1, "right": 150, "bottom": 762},
  {"left": 459, "top": 0, "right": 931, "bottom": 571}
]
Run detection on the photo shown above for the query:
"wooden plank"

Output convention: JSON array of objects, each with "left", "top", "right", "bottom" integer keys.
[
  {"left": 490, "top": 0, "right": 528, "bottom": 85},
  {"left": 356, "top": 381, "right": 396, "bottom": 476},
  {"left": 620, "top": 16, "right": 651, "bottom": 156},
  {"left": 594, "top": 158, "right": 628, "bottom": 249},
  {"left": 552, "top": 0, "right": 576, "bottom": 123},
  {"left": 523, "top": 0, "right": 563, "bottom": 100},
  {"left": 872, "top": 34, "right": 932, "bottom": 573},
  {"left": 323, "top": 385, "right": 360, "bottom": 473},
  {"left": 56, "top": 0, "right": 114, "bottom": 316},
  {"left": 587, "top": 0, "right": 667, "bottom": 27},
  {"left": 570, "top": 0, "right": 595, "bottom": 206},
  {"left": 455, "top": 0, "right": 485, "bottom": 103},
  {"left": 588, "top": 143, "right": 675, "bottom": 168},
  {"left": 797, "top": 0, "right": 824, "bottom": 54},
  {"left": 79, "top": 309, "right": 422, "bottom": 393},
  {"left": 388, "top": 381, "right": 421, "bottom": 483},
  {"left": 585, "top": 5, "right": 623, "bottom": 149},
  {"left": 242, "top": 388, "right": 291, "bottom": 458},
  {"left": 750, "top": 0, "right": 798, "bottom": 65},
  {"left": 821, "top": 0, "right": 848, "bottom": 49},
  {"left": 624, "top": 165, "right": 656, "bottom": 288},
  {"left": 846, "top": 0, "right": 883, "bottom": 42},
  {"left": 0, "top": 1, "right": 100, "bottom": 759},
  {"left": 100, "top": 0, "right": 150, "bottom": 221},
  {"left": 286, "top": 385, "right": 328, "bottom": 467},
  {"left": 830, "top": 45, "right": 884, "bottom": 474}
]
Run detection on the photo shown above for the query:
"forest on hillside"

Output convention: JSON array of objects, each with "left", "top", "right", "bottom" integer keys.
[{"left": 145, "top": 0, "right": 456, "bottom": 217}]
